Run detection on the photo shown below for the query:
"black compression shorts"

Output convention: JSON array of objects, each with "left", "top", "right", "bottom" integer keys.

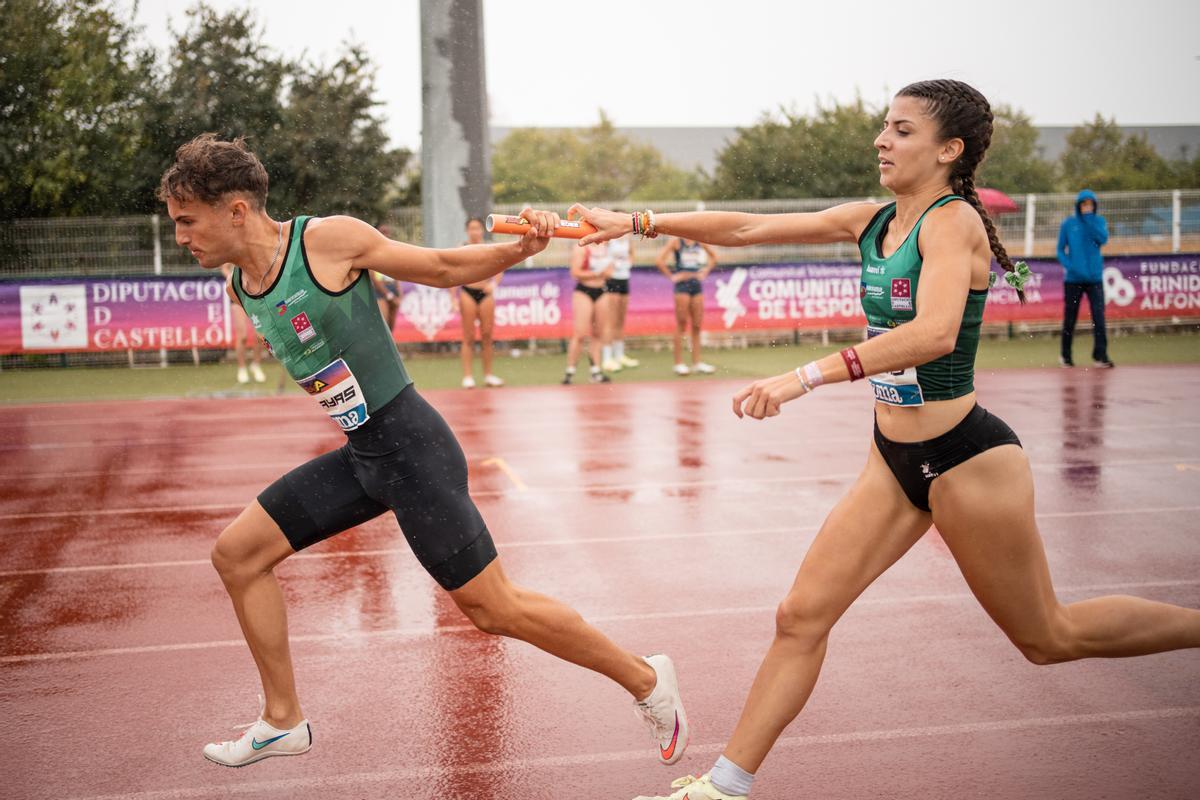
[
  {"left": 605, "top": 278, "right": 630, "bottom": 295},
  {"left": 673, "top": 277, "right": 702, "bottom": 296},
  {"left": 873, "top": 403, "right": 1022, "bottom": 512},
  {"left": 257, "top": 385, "right": 497, "bottom": 590}
]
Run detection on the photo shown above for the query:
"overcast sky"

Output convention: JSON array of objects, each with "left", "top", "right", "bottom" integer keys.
[{"left": 130, "top": 0, "right": 1199, "bottom": 151}]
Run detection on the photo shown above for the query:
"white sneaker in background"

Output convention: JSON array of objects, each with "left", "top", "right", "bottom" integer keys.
[
  {"left": 249, "top": 363, "right": 266, "bottom": 383},
  {"left": 619, "top": 354, "right": 641, "bottom": 368},
  {"left": 484, "top": 374, "right": 505, "bottom": 387},
  {"left": 602, "top": 358, "right": 623, "bottom": 372},
  {"left": 461, "top": 376, "right": 476, "bottom": 389},
  {"left": 673, "top": 363, "right": 690, "bottom": 376},
  {"left": 203, "top": 717, "right": 312, "bottom": 767},
  {"left": 236, "top": 366, "right": 249, "bottom": 384},
  {"left": 693, "top": 362, "right": 716, "bottom": 374}
]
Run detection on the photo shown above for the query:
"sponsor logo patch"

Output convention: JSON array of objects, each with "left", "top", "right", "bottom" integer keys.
[
  {"left": 891, "top": 278, "right": 912, "bottom": 310},
  {"left": 290, "top": 311, "right": 316, "bottom": 343},
  {"left": 285, "top": 289, "right": 309, "bottom": 307}
]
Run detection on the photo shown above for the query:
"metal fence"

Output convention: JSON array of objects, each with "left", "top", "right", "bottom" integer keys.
[{"left": 2, "top": 189, "right": 1198, "bottom": 279}]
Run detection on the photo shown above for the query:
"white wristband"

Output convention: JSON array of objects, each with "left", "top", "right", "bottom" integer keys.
[{"left": 802, "top": 361, "right": 824, "bottom": 388}]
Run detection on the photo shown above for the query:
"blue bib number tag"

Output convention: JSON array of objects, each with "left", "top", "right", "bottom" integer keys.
[{"left": 866, "top": 326, "right": 925, "bottom": 407}]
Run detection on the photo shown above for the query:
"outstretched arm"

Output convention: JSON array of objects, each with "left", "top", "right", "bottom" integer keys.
[
  {"left": 571, "top": 201, "right": 882, "bottom": 248},
  {"left": 305, "top": 207, "right": 559, "bottom": 289}
]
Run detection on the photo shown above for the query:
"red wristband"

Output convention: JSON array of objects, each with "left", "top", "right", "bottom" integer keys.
[{"left": 840, "top": 347, "right": 865, "bottom": 381}]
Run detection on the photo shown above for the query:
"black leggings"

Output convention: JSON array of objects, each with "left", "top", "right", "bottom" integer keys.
[
  {"left": 873, "top": 404, "right": 1022, "bottom": 512},
  {"left": 258, "top": 385, "right": 497, "bottom": 590}
]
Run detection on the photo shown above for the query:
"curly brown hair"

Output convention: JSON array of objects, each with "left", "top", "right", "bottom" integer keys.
[
  {"left": 157, "top": 133, "right": 269, "bottom": 208},
  {"left": 896, "top": 80, "right": 1023, "bottom": 301}
]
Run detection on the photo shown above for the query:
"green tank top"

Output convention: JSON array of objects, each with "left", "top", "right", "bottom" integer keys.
[
  {"left": 232, "top": 216, "right": 412, "bottom": 432},
  {"left": 857, "top": 195, "right": 987, "bottom": 405}
]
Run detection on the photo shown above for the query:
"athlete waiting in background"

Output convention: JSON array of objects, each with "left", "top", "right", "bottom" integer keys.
[
  {"left": 219, "top": 262, "right": 266, "bottom": 384},
  {"left": 563, "top": 240, "right": 613, "bottom": 384},
  {"left": 656, "top": 237, "right": 718, "bottom": 376},
  {"left": 455, "top": 217, "right": 504, "bottom": 388},
  {"left": 601, "top": 232, "right": 638, "bottom": 373},
  {"left": 160, "top": 134, "right": 687, "bottom": 771}
]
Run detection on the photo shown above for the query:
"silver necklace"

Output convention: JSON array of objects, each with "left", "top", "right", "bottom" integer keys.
[{"left": 255, "top": 221, "right": 284, "bottom": 294}]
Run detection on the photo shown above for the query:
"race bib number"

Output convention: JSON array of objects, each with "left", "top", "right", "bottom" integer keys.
[
  {"left": 866, "top": 326, "right": 924, "bottom": 407},
  {"left": 297, "top": 358, "right": 371, "bottom": 431}
]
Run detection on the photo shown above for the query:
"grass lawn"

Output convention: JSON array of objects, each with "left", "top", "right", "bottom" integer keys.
[{"left": 2, "top": 330, "right": 1197, "bottom": 404}]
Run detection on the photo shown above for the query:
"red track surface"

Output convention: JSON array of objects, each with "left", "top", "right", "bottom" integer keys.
[{"left": 2, "top": 366, "right": 1199, "bottom": 799}]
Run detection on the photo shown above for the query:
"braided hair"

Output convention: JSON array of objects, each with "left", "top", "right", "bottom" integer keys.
[{"left": 896, "top": 80, "right": 1023, "bottom": 301}]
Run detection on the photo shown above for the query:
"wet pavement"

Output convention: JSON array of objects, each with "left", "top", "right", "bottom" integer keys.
[{"left": 2, "top": 366, "right": 1198, "bottom": 799}]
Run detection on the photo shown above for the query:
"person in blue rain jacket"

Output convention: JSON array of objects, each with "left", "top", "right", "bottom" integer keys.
[{"left": 1057, "top": 189, "right": 1114, "bottom": 368}]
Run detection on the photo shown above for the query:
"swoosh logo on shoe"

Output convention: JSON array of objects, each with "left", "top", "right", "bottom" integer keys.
[
  {"left": 251, "top": 732, "right": 290, "bottom": 750},
  {"left": 659, "top": 711, "right": 680, "bottom": 761}
]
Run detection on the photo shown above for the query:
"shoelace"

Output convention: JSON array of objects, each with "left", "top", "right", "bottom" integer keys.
[
  {"left": 636, "top": 697, "right": 673, "bottom": 741},
  {"left": 670, "top": 775, "right": 701, "bottom": 790},
  {"left": 231, "top": 694, "right": 266, "bottom": 731}
]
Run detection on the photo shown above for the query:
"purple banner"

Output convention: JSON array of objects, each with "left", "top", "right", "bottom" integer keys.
[{"left": 0, "top": 277, "right": 231, "bottom": 353}]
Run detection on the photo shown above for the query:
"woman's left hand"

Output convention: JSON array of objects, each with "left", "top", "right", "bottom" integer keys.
[{"left": 732, "top": 371, "right": 808, "bottom": 419}]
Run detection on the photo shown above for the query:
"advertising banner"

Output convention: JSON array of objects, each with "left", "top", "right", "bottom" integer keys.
[
  {"left": 2, "top": 254, "right": 1196, "bottom": 354},
  {"left": 0, "top": 277, "right": 231, "bottom": 354}
]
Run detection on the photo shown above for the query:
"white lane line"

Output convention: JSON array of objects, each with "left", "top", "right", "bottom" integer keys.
[
  {"left": 66, "top": 706, "right": 1200, "bottom": 800},
  {"left": 5, "top": 578, "right": 1198, "bottom": 665},
  {"left": 4, "top": 504, "right": 1200, "bottom": 575}
]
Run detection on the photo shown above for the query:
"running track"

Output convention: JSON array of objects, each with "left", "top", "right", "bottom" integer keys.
[{"left": 2, "top": 366, "right": 1198, "bottom": 799}]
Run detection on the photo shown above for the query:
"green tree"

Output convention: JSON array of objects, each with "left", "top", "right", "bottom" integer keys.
[
  {"left": 139, "top": 3, "right": 290, "bottom": 211},
  {"left": 491, "top": 112, "right": 701, "bottom": 203},
  {"left": 276, "top": 46, "right": 412, "bottom": 220},
  {"left": 978, "top": 105, "right": 1057, "bottom": 194},
  {"left": 1059, "top": 115, "right": 1175, "bottom": 191},
  {"left": 707, "top": 98, "right": 885, "bottom": 200},
  {"left": 1170, "top": 152, "right": 1200, "bottom": 189},
  {"left": 0, "top": 0, "right": 157, "bottom": 217}
]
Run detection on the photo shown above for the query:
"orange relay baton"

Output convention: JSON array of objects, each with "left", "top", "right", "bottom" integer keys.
[{"left": 485, "top": 214, "right": 597, "bottom": 240}]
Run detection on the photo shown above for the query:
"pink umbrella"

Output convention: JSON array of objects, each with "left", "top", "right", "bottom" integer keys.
[{"left": 977, "top": 187, "right": 1019, "bottom": 215}]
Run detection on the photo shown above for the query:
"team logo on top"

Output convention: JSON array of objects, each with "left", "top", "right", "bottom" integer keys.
[
  {"left": 275, "top": 299, "right": 288, "bottom": 315},
  {"left": 890, "top": 278, "right": 912, "bottom": 311},
  {"left": 290, "top": 311, "right": 316, "bottom": 343}
]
